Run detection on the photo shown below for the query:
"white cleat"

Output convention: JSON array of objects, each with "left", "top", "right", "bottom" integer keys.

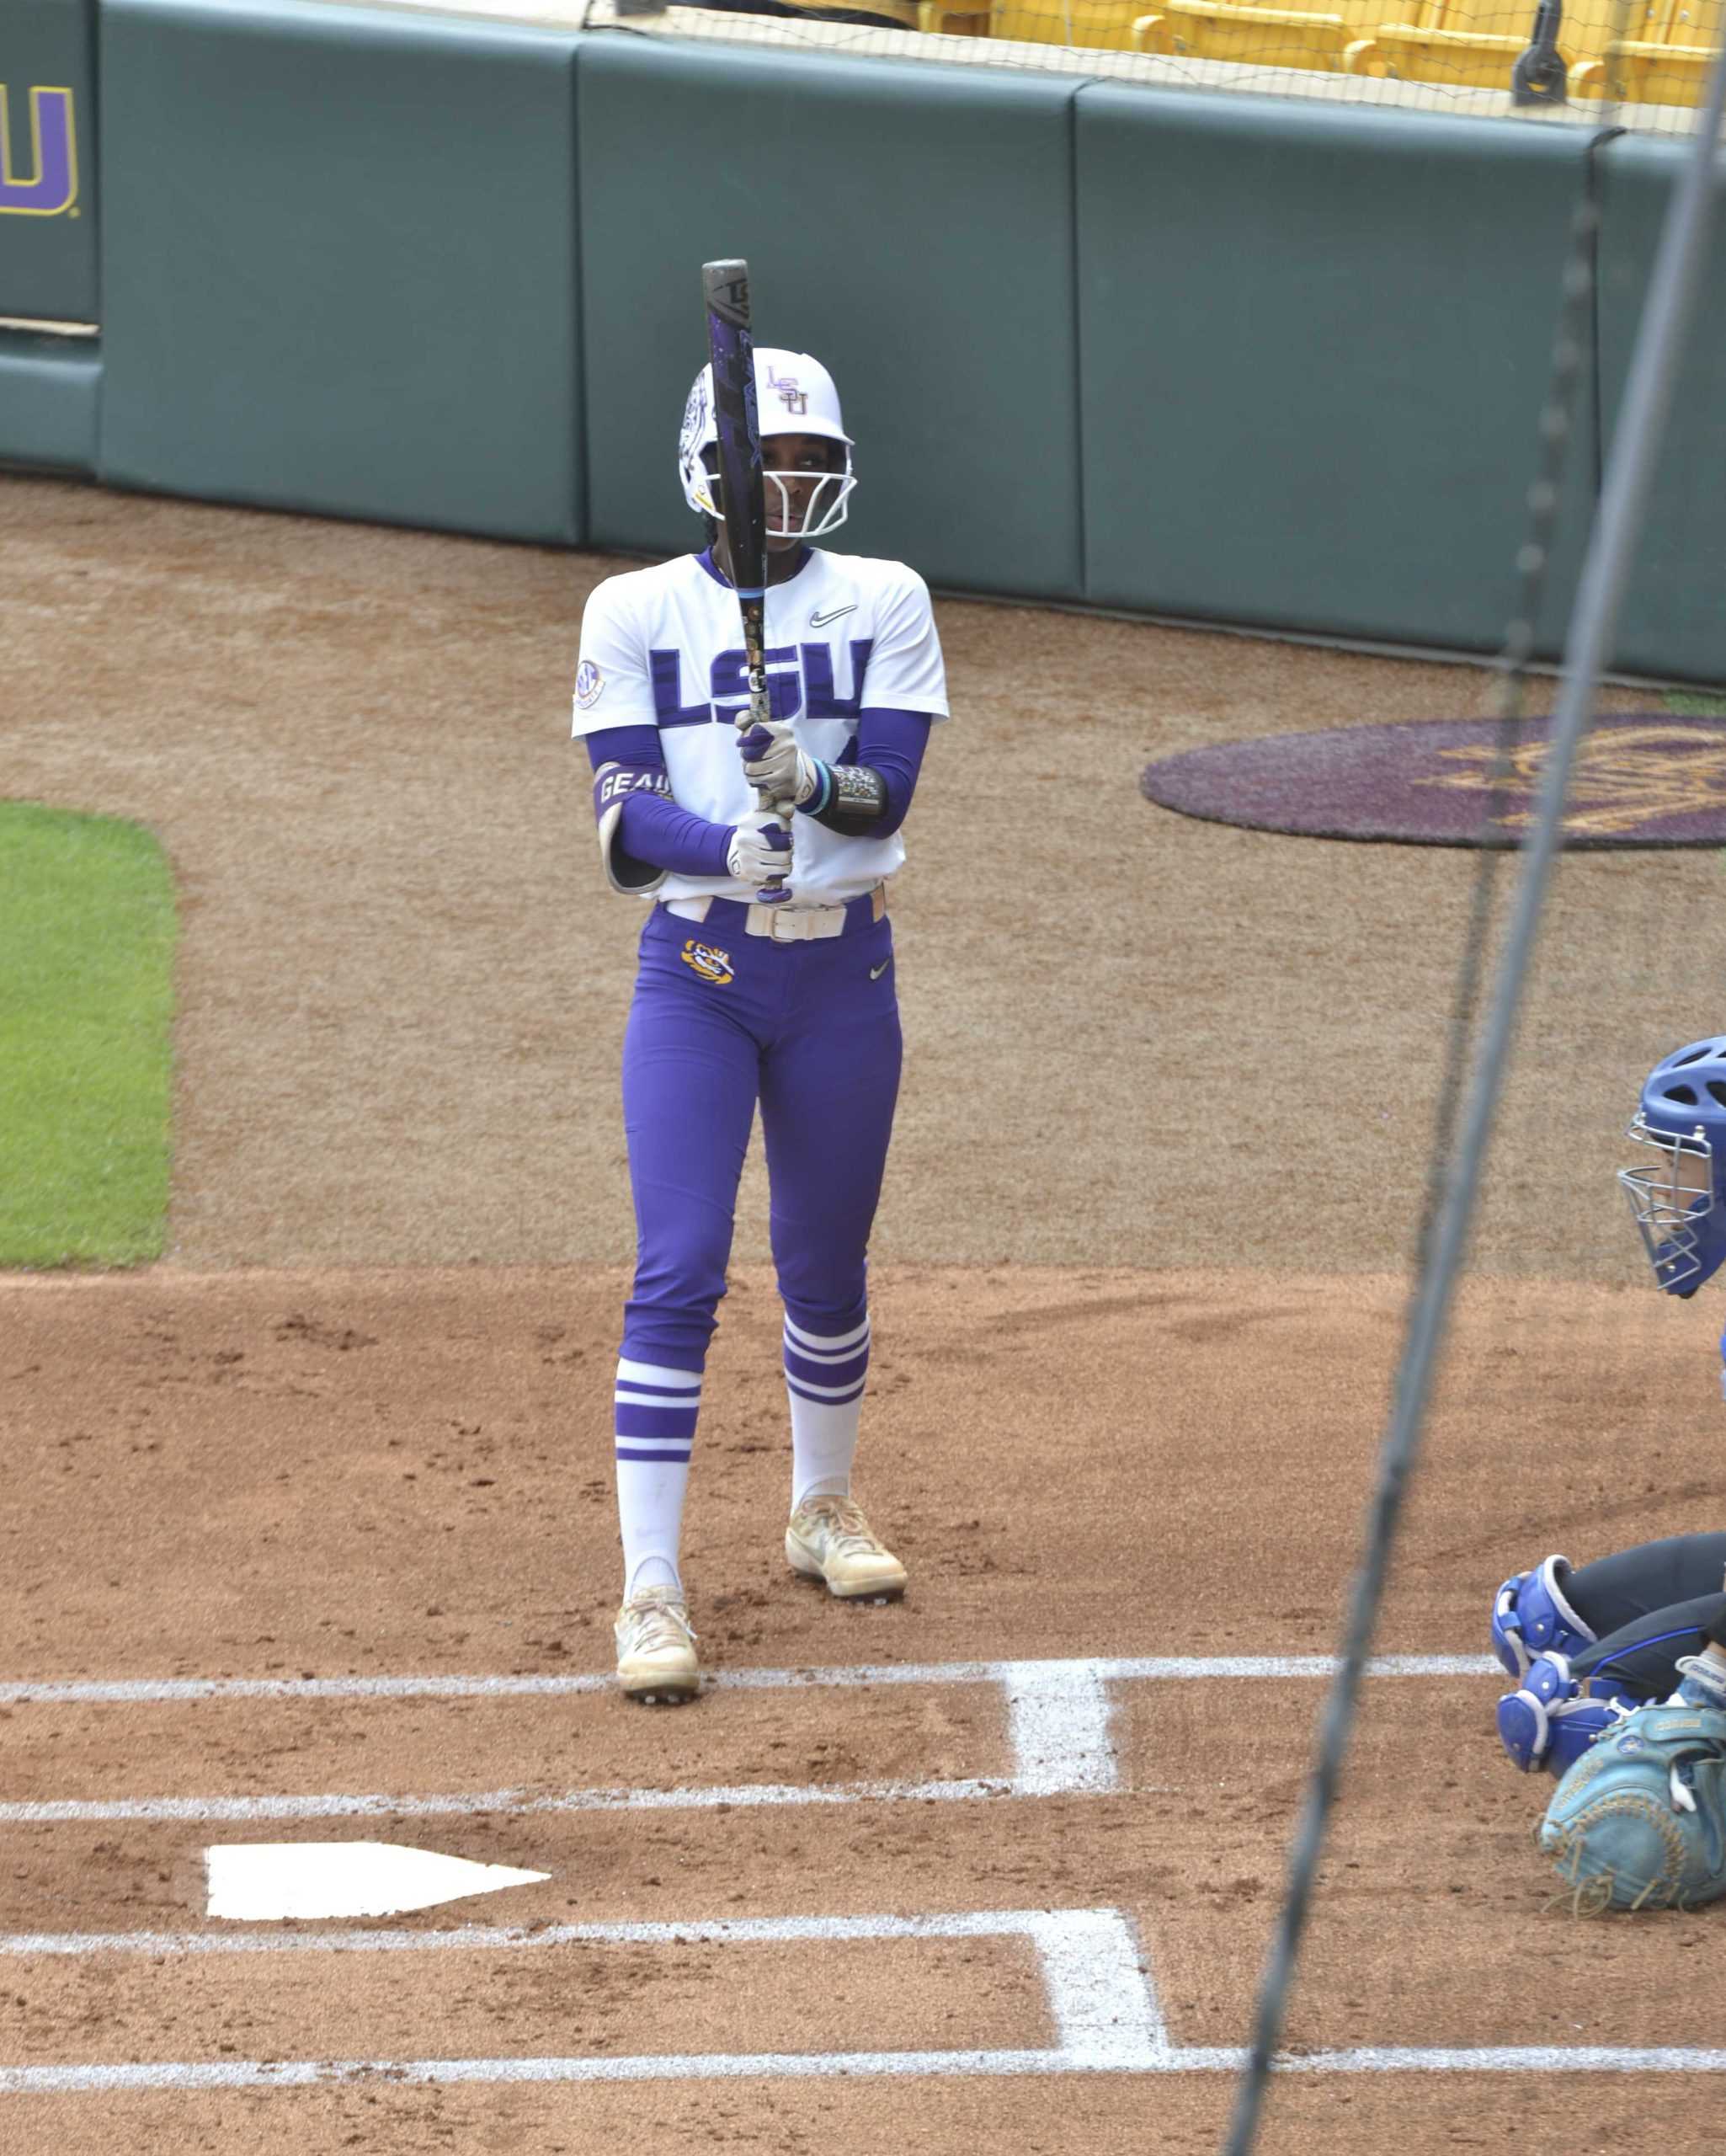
[
  {"left": 786, "top": 1496, "right": 908, "bottom": 1603},
  {"left": 614, "top": 1585, "right": 701, "bottom": 1704}
]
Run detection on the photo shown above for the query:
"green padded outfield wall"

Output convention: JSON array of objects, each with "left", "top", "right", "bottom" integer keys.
[
  {"left": 1595, "top": 138, "right": 1726, "bottom": 686},
  {"left": 577, "top": 39, "right": 1083, "bottom": 600},
  {"left": 59, "top": 0, "right": 1726, "bottom": 677},
  {"left": 0, "top": 329, "right": 99, "bottom": 465},
  {"left": 1073, "top": 89, "right": 1601, "bottom": 657},
  {"left": 98, "top": 0, "right": 584, "bottom": 543},
  {"left": 1, "top": 0, "right": 96, "bottom": 322}
]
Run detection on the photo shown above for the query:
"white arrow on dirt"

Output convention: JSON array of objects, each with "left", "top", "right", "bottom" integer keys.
[{"left": 205, "top": 1841, "right": 550, "bottom": 1922}]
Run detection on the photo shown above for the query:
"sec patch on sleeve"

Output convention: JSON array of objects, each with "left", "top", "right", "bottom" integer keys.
[{"left": 575, "top": 660, "right": 605, "bottom": 710}]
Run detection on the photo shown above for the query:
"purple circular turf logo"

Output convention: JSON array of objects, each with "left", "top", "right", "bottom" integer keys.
[{"left": 1141, "top": 716, "right": 1726, "bottom": 849}]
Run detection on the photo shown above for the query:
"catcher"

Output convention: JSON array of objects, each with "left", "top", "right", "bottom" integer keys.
[
  {"left": 1492, "top": 1534, "right": 1726, "bottom": 1774},
  {"left": 1492, "top": 1036, "right": 1726, "bottom": 1907}
]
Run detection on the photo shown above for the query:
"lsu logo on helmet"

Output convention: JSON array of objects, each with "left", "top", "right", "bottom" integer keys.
[{"left": 767, "top": 366, "right": 808, "bottom": 417}]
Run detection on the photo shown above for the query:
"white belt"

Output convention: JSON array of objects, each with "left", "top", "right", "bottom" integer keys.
[{"left": 664, "top": 887, "right": 885, "bottom": 943}]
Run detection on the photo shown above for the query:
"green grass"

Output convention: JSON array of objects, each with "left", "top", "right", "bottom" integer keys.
[
  {"left": 1663, "top": 691, "right": 1726, "bottom": 717},
  {"left": 0, "top": 803, "right": 175, "bottom": 1267}
]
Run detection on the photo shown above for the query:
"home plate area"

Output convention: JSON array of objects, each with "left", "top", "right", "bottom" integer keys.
[{"left": 5, "top": 1654, "right": 1726, "bottom": 2105}]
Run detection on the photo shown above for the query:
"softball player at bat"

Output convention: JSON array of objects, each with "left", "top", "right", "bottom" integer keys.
[
  {"left": 571, "top": 348, "right": 948, "bottom": 1703},
  {"left": 1493, "top": 1037, "right": 1726, "bottom": 1776}
]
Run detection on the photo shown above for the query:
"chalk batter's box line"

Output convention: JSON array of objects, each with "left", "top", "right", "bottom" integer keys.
[
  {"left": 0, "top": 1909, "right": 1721, "bottom": 2094},
  {"left": 0, "top": 1652, "right": 1495, "bottom": 1705},
  {"left": 6, "top": 2047, "right": 1726, "bottom": 2095},
  {"left": 0, "top": 1906, "right": 1155, "bottom": 2090},
  {"left": 0, "top": 1655, "right": 1493, "bottom": 1823}
]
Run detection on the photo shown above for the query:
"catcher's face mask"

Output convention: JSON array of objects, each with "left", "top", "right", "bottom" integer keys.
[
  {"left": 1622, "top": 1037, "right": 1726, "bottom": 1298},
  {"left": 1620, "top": 1113, "right": 1718, "bottom": 1296}
]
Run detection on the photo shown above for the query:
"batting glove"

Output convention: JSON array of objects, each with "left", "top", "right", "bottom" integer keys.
[
  {"left": 725, "top": 816, "right": 792, "bottom": 891},
  {"left": 738, "top": 720, "right": 820, "bottom": 807}
]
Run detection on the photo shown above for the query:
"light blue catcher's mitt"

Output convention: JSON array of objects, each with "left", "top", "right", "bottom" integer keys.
[{"left": 1539, "top": 1701, "right": 1726, "bottom": 1913}]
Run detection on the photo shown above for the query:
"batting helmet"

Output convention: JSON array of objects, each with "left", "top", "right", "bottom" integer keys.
[
  {"left": 677, "top": 349, "right": 855, "bottom": 539},
  {"left": 1620, "top": 1038, "right": 1726, "bottom": 1296}
]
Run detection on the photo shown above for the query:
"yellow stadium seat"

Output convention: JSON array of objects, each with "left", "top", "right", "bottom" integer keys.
[
  {"left": 1132, "top": 0, "right": 1356, "bottom": 67},
  {"left": 994, "top": 0, "right": 1718, "bottom": 89},
  {"left": 919, "top": 0, "right": 992, "bottom": 29},
  {"left": 991, "top": 0, "right": 1147, "bottom": 45},
  {"left": 1567, "top": 0, "right": 1722, "bottom": 105},
  {"left": 1340, "top": 0, "right": 1531, "bottom": 88}
]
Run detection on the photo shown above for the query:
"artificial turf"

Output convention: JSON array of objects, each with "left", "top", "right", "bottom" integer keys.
[{"left": 0, "top": 802, "right": 175, "bottom": 1267}]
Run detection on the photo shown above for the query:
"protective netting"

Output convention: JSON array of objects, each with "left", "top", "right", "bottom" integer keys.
[
  {"left": 1216, "top": 37, "right": 1725, "bottom": 2156},
  {"left": 584, "top": 0, "right": 1713, "bottom": 133}
]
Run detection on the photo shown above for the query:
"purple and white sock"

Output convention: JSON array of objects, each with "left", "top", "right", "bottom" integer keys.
[
  {"left": 614, "top": 1358, "right": 701, "bottom": 1598},
  {"left": 783, "top": 1312, "right": 870, "bottom": 1511}
]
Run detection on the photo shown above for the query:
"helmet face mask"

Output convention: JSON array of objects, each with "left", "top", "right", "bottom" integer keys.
[
  {"left": 1620, "top": 1037, "right": 1726, "bottom": 1296},
  {"left": 761, "top": 453, "right": 850, "bottom": 543},
  {"left": 1620, "top": 1113, "right": 1716, "bottom": 1294},
  {"left": 678, "top": 349, "right": 856, "bottom": 542},
  {"left": 697, "top": 443, "right": 850, "bottom": 543}
]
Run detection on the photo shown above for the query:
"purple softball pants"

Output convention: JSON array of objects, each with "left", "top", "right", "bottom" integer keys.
[{"left": 619, "top": 896, "right": 903, "bottom": 1374}]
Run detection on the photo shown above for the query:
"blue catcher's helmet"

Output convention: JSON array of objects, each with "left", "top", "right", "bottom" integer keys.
[{"left": 1619, "top": 1038, "right": 1726, "bottom": 1298}]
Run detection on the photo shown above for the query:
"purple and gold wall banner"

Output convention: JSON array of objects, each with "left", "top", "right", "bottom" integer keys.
[
  {"left": 0, "top": 85, "right": 79, "bottom": 216},
  {"left": 1141, "top": 715, "right": 1726, "bottom": 850},
  {"left": 0, "top": 0, "right": 97, "bottom": 328}
]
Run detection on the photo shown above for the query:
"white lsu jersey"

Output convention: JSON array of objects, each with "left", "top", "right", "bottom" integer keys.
[{"left": 571, "top": 547, "right": 949, "bottom": 905}]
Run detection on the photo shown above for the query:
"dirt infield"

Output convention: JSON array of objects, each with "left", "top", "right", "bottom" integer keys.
[{"left": 2, "top": 473, "right": 1722, "bottom": 2153}]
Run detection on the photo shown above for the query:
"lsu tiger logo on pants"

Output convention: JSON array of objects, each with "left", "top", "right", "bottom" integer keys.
[{"left": 679, "top": 940, "right": 734, "bottom": 986}]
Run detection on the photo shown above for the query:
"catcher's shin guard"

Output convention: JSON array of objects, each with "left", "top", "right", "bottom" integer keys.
[
  {"left": 1491, "top": 1555, "right": 1595, "bottom": 1679},
  {"left": 1497, "top": 1651, "right": 1641, "bottom": 1775}
]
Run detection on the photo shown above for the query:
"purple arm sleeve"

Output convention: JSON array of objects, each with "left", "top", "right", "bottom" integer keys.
[
  {"left": 585, "top": 725, "right": 732, "bottom": 878},
  {"left": 842, "top": 707, "right": 934, "bottom": 836}
]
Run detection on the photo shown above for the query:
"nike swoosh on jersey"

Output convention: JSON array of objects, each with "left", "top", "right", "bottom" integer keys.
[
  {"left": 869, "top": 958, "right": 891, "bottom": 979},
  {"left": 810, "top": 602, "right": 859, "bottom": 627}
]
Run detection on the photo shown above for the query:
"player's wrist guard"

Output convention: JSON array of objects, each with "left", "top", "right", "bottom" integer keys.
[
  {"left": 798, "top": 760, "right": 887, "bottom": 836},
  {"left": 593, "top": 761, "right": 674, "bottom": 894}
]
